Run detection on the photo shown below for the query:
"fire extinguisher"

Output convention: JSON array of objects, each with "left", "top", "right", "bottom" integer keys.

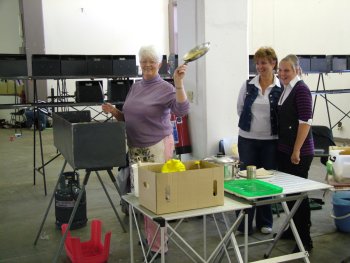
[{"left": 171, "top": 114, "right": 192, "bottom": 155}]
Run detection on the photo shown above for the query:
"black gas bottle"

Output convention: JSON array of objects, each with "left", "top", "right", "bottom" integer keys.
[{"left": 55, "top": 171, "right": 87, "bottom": 229}]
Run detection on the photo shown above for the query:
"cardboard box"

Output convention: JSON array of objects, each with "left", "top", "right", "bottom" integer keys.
[
  {"left": 138, "top": 160, "right": 224, "bottom": 214},
  {"left": 330, "top": 146, "right": 350, "bottom": 155}
]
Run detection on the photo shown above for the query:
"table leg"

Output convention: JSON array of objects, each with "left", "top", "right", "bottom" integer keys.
[
  {"left": 161, "top": 226, "right": 165, "bottom": 263},
  {"left": 264, "top": 197, "right": 310, "bottom": 263},
  {"left": 204, "top": 214, "right": 207, "bottom": 260},
  {"left": 166, "top": 220, "right": 197, "bottom": 261},
  {"left": 244, "top": 212, "right": 248, "bottom": 263},
  {"left": 206, "top": 212, "right": 244, "bottom": 263},
  {"left": 130, "top": 205, "right": 148, "bottom": 261},
  {"left": 129, "top": 204, "right": 134, "bottom": 263},
  {"left": 218, "top": 213, "right": 235, "bottom": 262},
  {"left": 281, "top": 200, "right": 309, "bottom": 260},
  {"left": 167, "top": 223, "right": 206, "bottom": 261}
]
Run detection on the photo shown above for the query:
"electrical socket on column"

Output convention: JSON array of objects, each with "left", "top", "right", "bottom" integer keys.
[
  {"left": 337, "top": 122, "right": 343, "bottom": 130},
  {"left": 186, "top": 91, "right": 194, "bottom": 103}
]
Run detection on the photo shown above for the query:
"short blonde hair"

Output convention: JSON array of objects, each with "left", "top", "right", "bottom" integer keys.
[
  {"left": 254, "top": 46, "right": 278, "bottom": 71},
  {"left": 139, "top": 45, "right": 162, "bottom": 63}
]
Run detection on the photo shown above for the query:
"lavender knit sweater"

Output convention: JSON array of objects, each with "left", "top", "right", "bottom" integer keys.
[{"left": 122, "top": 75, "right": 190, "bottom": 148}]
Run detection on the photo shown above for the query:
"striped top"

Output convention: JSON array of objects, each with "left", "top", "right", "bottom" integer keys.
[{"left": 277, "top": 77, "right": 314, "bottom": 156}]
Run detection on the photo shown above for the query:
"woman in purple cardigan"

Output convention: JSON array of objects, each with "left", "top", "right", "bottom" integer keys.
[
  {"left": 102, "top": 45, "right": 189, "bottom": 258},
  {"left": 277, "top": 54, "right": 314, "bottom": 252}
]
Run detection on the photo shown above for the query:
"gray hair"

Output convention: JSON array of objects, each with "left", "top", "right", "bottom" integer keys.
[
  {"left": 138, "top": 45, "right": 162, "bottom": 63},
  {"left": 280, "top": 54, "right": 302, "bottom": 75}
]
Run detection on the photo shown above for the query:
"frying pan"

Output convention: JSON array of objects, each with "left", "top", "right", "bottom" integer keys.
[{"left": 183, "top": 42, "right": 210, "bottom": 64}]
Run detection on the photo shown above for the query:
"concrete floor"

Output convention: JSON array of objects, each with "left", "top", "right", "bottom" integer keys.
[{"left": 0, "top": 128, "right": 350, "bottom": 263}]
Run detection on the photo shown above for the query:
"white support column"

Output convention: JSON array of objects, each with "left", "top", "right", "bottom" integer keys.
[
  {"left": 20, "top": 0, "right": 47, "bottom": 101},
  {"left": 177, "top": 0, "right": 248, "bottom": 158}
]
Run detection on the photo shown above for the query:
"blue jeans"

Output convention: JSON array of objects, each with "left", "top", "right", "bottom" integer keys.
[
  {"left": 237, "top": 136, "right": 278, "bottom": 233},
  {"left": 25, "top": 110, "right": 47, "bottom": 131}
]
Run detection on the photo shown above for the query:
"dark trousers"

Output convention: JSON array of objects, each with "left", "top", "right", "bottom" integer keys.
[
  {"left": 25, "top": 110, "right": 47, "bottom": 131},
  {"left": 237, "top": 136, "right": 278, "bottom": 233},
  {"left": 277, "top": 151, "right": 314, "bottom": 245}
]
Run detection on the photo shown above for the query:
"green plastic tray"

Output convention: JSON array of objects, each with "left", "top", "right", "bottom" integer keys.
[{"left": 224, "top": 179, "right": 283, "bottom": 197}]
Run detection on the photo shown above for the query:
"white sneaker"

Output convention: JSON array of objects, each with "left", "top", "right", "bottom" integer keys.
[{"left": 261, "top": 226, "right": 272, "bottom": 234}]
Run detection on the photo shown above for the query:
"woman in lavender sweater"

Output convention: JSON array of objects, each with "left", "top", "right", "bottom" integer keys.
[
  {"left": 102, "top": 45, "right": 189, "bottom": 257},
  {"left": 277, "top": 54, "right": 314, "bottom": 252}
]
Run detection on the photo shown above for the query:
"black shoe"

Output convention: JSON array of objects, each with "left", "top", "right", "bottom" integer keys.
[
  {"left": 292, "top": 241, "right": 313, "bottom": 253},
  {"left": 147, "top": 251, "right": 165, "bottom": 261},
  {"left": 273, "top": 229, "right": 294, "bottom": 240},
  {"left": 237, "top": 229, "right": 254, "bottom": 236}
]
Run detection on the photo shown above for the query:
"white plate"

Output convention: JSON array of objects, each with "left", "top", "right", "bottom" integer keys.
[{"left": 238, "top": 169, "right": 274, "bottom": 179}]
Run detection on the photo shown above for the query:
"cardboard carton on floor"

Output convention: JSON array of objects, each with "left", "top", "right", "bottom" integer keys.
[{"left": 138, "top": 160, "right": 224, "bottom": 214}]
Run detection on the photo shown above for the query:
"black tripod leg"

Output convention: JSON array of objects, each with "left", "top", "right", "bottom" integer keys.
[
  {"left": 37, "top": 153, "right": 61, "bottom": 171},
  {"left": 33, "top": 81, "right": 37, "bottom": 187},
  {"left": 52, "top": 171, "right": 91, "bottom": 263},
  {"left": 34, "top": 160, "right": 68, "bottom": 246},
  {"left": 38, "top": 127, "right": 47, "bottom": 196},
  {"left": 96, "top": 171, "right": 127, "bottom": 233}
]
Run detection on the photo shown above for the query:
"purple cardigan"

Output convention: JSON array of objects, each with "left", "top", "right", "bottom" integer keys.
[{"left": 123, "top": 75, "right": 190, "bottom": 148}]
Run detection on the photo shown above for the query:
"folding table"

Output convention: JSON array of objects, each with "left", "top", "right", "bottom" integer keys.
[
  {"left": 123, "top": 172, "right": 332, "bottom": 263},
  {"left": 122, "top": 194, "right": 252, "bottom": 263},
  {"left": 226, "top": 171, "right": 333, "bottom": 263}
]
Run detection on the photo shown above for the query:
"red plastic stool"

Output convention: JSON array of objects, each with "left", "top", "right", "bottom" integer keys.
[{"left": 61, "top": 219, "right": 111, "bottom": 263}]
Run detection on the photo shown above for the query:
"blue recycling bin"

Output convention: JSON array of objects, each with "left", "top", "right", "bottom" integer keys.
[{"left": 332, "top": 191, "right": 350, "bottom": 233}]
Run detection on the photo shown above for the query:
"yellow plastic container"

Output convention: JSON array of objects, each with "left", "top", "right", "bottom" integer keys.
[{"left": 161, "top": 159, "right": 186, "bottom": 173}]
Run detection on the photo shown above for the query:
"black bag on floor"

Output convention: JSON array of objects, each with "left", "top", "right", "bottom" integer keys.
[
  {"left": 117, "top": 166, "right": 131, "bottom": 197},
  {"left": 55, "top": 171, "right": 87, "bottom": 229}
]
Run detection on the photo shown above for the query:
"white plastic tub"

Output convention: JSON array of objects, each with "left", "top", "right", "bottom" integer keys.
[{"left": 329, "top": 149, "right": 350, "bottom": 182}]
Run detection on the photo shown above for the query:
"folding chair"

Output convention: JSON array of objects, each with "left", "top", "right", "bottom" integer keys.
[
  {"left": 312, "top": 125, "right": 336, "bottom": 165},
  {"left": 10, "top": 108, "right": 25, "bottom": 135},
  {"left": 311, "top": 125, "right": 336, "bottom": 208}
]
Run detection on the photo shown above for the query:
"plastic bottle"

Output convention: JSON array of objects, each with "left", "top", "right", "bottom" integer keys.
[
  {"left": 224, "top": 164, "right": 233, "bottom": 180},
  {"left": 326, "top": 159, "right": 334, "bottom": 176},
  {"left": 194, "top": 161, "right": 201, "bottom": 169}
]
